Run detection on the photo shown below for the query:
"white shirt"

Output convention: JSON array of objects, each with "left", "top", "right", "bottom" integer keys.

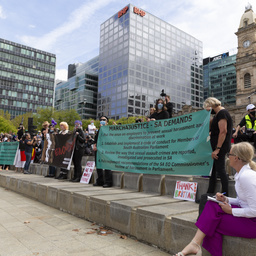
[
  {"left": 88, "top": 124, "right": 96, "bottom": 135},
  {"left": 59, "top": 130, "right": 69, "bottom": 135},
  {"left": 228, "top": 163, "right": 256, "bottom": 218}
]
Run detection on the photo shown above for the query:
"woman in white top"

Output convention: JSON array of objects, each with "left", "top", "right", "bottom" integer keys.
[{"left": 175, "top": 142, "right": 256, "bottom": 256}]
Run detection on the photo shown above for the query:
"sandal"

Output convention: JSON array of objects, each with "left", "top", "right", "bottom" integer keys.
[{"left": 175, "top": 240, "right": 202, "bottom": 256}]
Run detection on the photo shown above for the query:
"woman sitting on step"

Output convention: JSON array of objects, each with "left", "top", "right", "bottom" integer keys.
[{"left": 175, "top": 142, "right": 256, "bottom": 256}]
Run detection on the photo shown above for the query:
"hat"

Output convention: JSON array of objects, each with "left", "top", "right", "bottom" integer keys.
[
  {"left": 74, "top": 120, "right": 82, "bottom": 126},
  {"left": 100, "top": 115, "right": 109, "bottom": 121},
  {"left": 42, "top": 121, "right": 50, "bottom": 127},
  {"left": 246, "top": 104, "right": 256, "bottom": 111}
]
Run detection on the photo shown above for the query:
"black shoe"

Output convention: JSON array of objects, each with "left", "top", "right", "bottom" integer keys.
[
  {"left": 93, "top": 182, "right": 104, "bottom": 186},
  {"left": 71, "top": 178, "right": 80, "bottom": 182},
  {"left": 55, "top": 173, "right": 63, "bottom": 179},
  {"left": 103, "top": 184, "right": 112, "bottom": 188},
  {"left": 45, "top": 174, "right": 54, "bottom": 178},
  {"left": 58, "top": 174, "right": 67, "bottom": 180}
]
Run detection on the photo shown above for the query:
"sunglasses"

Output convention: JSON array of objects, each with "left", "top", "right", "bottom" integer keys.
[
  {"left": 100, "top": 119, "right": 107, "bottom": 121},
  {"left": 226, "top": 153, "right": 236, "bottom": 158}
]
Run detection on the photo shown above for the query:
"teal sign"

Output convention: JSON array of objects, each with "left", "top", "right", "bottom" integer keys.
[
  {"left": 97, "top": 110, "right": 213, "bottom": 175},
  {"left": 0, "top": 141, "right": 19, "bottom": 165}
]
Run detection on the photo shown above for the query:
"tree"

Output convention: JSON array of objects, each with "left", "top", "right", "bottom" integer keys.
[
  {"left": 0, "top": 116, "right": 16, "bottom": 133},
  {"left": 11, "top": 112, "right": 33, "bottom": 131},
  {"left": 57, "top": 109, "right": 81, "bottom": 130},
  {"left": 0, "top": 110, "right": 11, "bottom": 121}
]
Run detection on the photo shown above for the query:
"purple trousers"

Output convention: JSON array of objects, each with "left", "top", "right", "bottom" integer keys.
[{"left": 196, "top": 201, "right": 256, "bottom": 256}]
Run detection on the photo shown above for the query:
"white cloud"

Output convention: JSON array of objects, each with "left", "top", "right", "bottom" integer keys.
[
  {"left": 0, "top": 6, "right": 6, "bottom": 19},
  {"left": 55, "top": 69, "right": 67, "bottom": 82},
  {"left": 29, "top": 25, "right": 36, "bottom": 29},
  {"left": 20, "top": 0, "right": 115, "bottom": 51},
  {"left": 169, "top": 0, "right": 246, "bottom": 57}
]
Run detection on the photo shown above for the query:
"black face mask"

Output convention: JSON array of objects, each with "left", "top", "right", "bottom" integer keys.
[
  {"left": 211, "top": 109, "right": 215, "bottom": 115},
  {"left": 250, "top": 111, "right": 256, "bottom": 117}
]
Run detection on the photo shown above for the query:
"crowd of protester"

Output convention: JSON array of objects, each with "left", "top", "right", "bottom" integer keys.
[{"left": 1, "top": 95, "right": 256, "bottom": 255}]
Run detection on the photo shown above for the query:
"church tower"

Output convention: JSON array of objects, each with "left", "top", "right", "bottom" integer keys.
[{"left": 235, "top": 4, "right": 256, "bottom": 106}]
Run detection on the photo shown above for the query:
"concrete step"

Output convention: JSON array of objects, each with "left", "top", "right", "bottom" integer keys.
[{"left": 1, "top": 169, "right": 256, "bottom": 255}]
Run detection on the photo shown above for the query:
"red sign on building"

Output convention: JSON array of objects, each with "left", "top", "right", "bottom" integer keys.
[
  {"left": 133, "top": 7, "right": 146, "bottom": 17},
  {"left": 118, "top": 6, "right": 129, "bottom": 18}
]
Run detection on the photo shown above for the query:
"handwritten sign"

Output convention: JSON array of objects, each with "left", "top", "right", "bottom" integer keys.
[
  {"left": 174, "top": 181, "right": 198, "bottom": 202},
  {"left": 80, "top": 161, "right": 95, "bottom": 184}
]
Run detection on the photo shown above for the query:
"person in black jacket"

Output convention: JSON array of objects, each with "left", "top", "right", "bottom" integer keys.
[
  {"left": 93, "top": 116, "right": 112, "bottom": 188},
  {"left": 165, "top": 95, "right": 173, "bottom": 118},
  {"left": 71, "top": 120, "right": 86, "bottom": 182},
  {"left": 149, "top": 98, "right": 169, "bottom": 120}
]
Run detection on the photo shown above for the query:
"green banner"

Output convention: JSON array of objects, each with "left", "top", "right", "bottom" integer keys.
[
  {"left": 0, "top": 141, "right": 19, "bottom": 165},
  {"left": 97, "top": 110, "right": 213, "bottom": 175}
]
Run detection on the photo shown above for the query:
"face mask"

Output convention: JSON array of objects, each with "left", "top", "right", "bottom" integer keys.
[
  {"left": 211, "top": 109, "right": 215, "bottom": 115},
  {"left": 100, "top": 121, "right": 106, "bottom": 126},
  {"left": 250, "top": 111, "right": 256, "bottom": 117},
  {"left": 158, "top": 103, "right": 163, "bottom": 110},
  {"left": 91, "top": 123, "right": 94, "bottom": 126},
  {"left": 75, "top": 124, "right": 81, "bottom": 129}
]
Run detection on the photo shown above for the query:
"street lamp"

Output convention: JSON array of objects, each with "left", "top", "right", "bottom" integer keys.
[{"left": 82, "top": 98, "right": 87, "bottom": 119}]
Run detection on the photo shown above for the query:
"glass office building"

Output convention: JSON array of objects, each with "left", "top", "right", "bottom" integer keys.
[
  {"left": 203, "top": 52, "right": 237, "bottom": 105},
  {"left": 97, "top": 4, "right": 203, "bottom": 119},
  {"left": 0, "top": 38, "right": 56, "bottom": 118},
  {"left": 55, "top": 56, "right": 99, "bottom": 119}
]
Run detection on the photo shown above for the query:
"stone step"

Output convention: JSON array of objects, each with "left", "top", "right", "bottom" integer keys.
[{"left": 1, "top": 170, "right": 256, "bottom": 255}]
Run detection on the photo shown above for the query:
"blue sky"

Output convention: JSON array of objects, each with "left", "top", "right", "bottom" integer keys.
[{"left": 0, "top": 0, "right": 250, "bottom": 81}]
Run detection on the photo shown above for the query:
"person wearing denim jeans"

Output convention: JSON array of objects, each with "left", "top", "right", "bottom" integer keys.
[{"left": 24, "top": 133, "right": 36, "bottom": 174}]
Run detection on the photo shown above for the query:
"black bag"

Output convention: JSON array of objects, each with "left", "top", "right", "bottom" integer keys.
[
  {"left": 197, "top": 193, "right": 214, "bottom": 220},
  {"left": 246, "top": 128, "right": 255, "bottom": 138}
]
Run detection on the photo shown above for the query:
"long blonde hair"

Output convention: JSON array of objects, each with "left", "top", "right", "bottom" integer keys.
[{"left": 231, "top": 142, "right": 256, "bottom": 171}]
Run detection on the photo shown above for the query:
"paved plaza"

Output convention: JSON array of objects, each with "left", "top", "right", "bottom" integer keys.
[{"left": 0, "top": 186, "right": 170, "bottom": 256}]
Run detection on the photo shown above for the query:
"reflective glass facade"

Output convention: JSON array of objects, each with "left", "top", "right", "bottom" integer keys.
[
  {"left": 98, "top": 4, "right": 203, "bottom": 119},
  {"left": 203, "top": 53, "right": 237, "bottom": 105},
  {"left": 0, "top": 38, "right": 56, "bottom": 118},
  {"left": 55, "top": 57, "right": 99, "bottom": 119}
]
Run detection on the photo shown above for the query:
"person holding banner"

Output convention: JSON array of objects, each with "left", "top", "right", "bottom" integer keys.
[
  {"left": 70, "top": 120, "right": 86, "bottom": 182},
  {"left": 149, "top": 98, "right": 169, "bottom": 120},
  {"left": 55, "top": 122, "right": 70, "bottom": 179},
  {"left": 203, "top": 97, "right": 232, "bottom": 196},
  {"left": 23, "top": 133, "right": 37, "bottom": 174},
  {"left": 175, "top": 142, "right": 256, "bottom": 256},
  {"left": 93, "top": 115, "right": 113, "bottom": 188}
]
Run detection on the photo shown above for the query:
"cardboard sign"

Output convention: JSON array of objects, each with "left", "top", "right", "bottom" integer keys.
[
  {"left": 80, "top": 161, "right": 95, "bottom": 184},
  {"left": 174, "top": 180, "right": 197, "bottom": 202}
]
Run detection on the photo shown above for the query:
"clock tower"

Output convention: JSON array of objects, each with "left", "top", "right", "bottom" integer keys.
[{"left": 235, "top": 3, "right": 256, "bottom": 106}]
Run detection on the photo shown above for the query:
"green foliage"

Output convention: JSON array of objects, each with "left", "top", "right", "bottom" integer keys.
[
  {"left": 11, "top": 112, "right": 33, "bottom": 131},
  {"left": 0, "top": 116, "right": 16, "bottom": 133},
  {"left": 32, "top": 108, "right": 81, "bottom": 131},
  {"left": 0, "top": 110, "right": 11, "bottom": 121},
  {"left": 9, "top": 106, "right": 147, "bottom": 133}
]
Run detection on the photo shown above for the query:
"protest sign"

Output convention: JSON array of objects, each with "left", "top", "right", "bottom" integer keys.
[
  {"left": 80, "top": 161, "right": 95, "bottom": 184},
  {"left": 174, "top": 180, "right": 198, "bottom": 202},
  {"left": 42, "top": 133, "right": 76, "bottom": 170},
  {"left": 96, "top": 110, "right": 213, "bottom": 175},
  {"left": 0, "top": 141, "right": 19, "bottom": 165}
]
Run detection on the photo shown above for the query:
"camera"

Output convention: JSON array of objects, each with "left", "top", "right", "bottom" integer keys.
[{"left": 160, "top": 89, "right": 166, "bottom": 97}]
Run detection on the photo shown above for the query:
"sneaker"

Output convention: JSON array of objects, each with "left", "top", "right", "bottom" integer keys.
[{"left": 24, "top": 171, "right": 31, "bottom": 174}]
